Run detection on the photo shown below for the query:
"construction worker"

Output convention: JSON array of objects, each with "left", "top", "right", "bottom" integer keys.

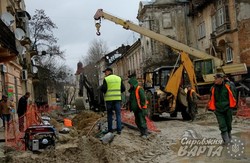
[
  {"left": 0, "top": 95, "right": 11, "bottom": 129},
  {"left": 186, "top": 85, "right": 198, "bottom": 121},
  {"left": 101, "top": 67, "right": 125, "bottom": 134},
  {"left": 208, "top": 73, "right": 237, "bottom": 144},
  {"left": 17, "top": 92, "right": 30, "bottom": 132},
  {"left": 128, "top": 76, "right": 148, "bottom": 138}
]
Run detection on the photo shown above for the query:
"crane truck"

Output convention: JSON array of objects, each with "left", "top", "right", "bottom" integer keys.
[{"left": 93, "top": 9, "right": 247, "bottom": 120}]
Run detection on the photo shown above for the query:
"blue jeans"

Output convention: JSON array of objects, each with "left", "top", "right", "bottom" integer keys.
[
  {"left": 106, "top": 101, "right": 122, "bottom": 132},
  {"left": 2, "top": 114, "right": 11, "bottom": 128}
]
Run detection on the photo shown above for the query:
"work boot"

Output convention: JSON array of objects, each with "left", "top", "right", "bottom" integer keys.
[
  {"left": 138, "top": 127, "right": 143, "bottom": 136},
  {"left": 141, "top": 128, "right": 148, "bottom": 137},
  {"left": 144, "top": 128, "right": 149, "bottom": 136},
  {"left": 142, "top": 135, "right": 148, "bottom": 139},
  {"left": 221, "top": 132, "right": 230, "bottom": 145},
  {"left": 142, "top": 129, "right": 148, "bottom": 139}
]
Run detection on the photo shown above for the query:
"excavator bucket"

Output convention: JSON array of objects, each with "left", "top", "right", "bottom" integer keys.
[{"left": 165, "top": 64, "right": 184, "bottom": 97}]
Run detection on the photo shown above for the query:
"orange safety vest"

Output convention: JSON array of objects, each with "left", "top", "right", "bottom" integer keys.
[
  {"left": 135, "top": 86, "right": 147, "bottom": 109},
  {"left": 208, "top": 84, "right": 236, "bottom": 111}
]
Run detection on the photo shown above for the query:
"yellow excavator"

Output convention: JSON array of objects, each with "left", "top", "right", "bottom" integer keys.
[{"left": 94, "top": 9, "right": 247, "bottom": 120}]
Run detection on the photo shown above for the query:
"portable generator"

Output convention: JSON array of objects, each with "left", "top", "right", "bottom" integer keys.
[{"left": 24, "top": 125, "right": 57, "bottom": 151}]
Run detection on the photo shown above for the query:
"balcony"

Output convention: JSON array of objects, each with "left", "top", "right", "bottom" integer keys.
[
  {"left": 0, "top": 19, "right": 18, "bottom": 62},
  {"left": 216, "top": 22, "right": 231, "bottom": 36}
]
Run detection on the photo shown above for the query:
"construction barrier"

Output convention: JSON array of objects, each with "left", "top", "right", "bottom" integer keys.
[
  {"left": 236, "top": 98, "right": 250, "bottom": 118},
  {"left": 5, "top": 104, "right": 43, "bottom": 150},
  {"left": 121, "top": 109, "right": 160, "bottom": 132},
  {"left": 4, "top": 117, "right": 25, "bottom": 150}
]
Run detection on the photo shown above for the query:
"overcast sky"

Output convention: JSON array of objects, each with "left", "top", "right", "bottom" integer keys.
[{"left": 24, "top": 0, "right": 144, "bottom": 72}]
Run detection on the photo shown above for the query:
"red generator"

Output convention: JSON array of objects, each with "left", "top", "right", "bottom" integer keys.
[{"left": 24, "top": 125, "right": 56, "bottom": 151}]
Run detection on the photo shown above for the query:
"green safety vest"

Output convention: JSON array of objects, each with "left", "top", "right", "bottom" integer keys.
[{"left": 104, "top": 75, "right": 122, "bottom": 101}]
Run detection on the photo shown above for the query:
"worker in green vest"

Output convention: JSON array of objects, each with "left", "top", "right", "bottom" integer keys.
[
  {"left": 101, "top": 67, "right": 125, "bottom": 135},
  {"left": 208, "top": 73, "right": 237, "bottom": 144},
  {"left": 128, "top": 76, "right": 148, "bottom": 138}
]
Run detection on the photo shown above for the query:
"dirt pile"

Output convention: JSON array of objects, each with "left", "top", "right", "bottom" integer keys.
[
  {"left": 7, "top": 136, "right": 122, "bottom": 163},
  {"left": 72, "top": 111, "right": 103, "bottom": 136},
  {"left": 2, "top": 110, "right": 111, "bottom": 162},
  {"left": 3, "top": 110, "right": 250, "bottom": 163}
]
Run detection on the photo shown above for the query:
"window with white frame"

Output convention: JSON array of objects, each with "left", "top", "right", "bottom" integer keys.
[
  {"left": 198, "top": 21, "right": 206, "bottom": 39},
  {"left": 226, "top": 46, "right": 233, "bottom": 63},
  {"left": 217, "top": 7, "right": 225, "bottom": 26}
]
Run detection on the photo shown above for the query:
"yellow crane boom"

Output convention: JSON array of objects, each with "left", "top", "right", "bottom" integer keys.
[
  {"left": 94, "top": 9, "right": 222, "bottom": 67},
  {"left": 94, "top": 9, "right": 247, "bottom": 81}
]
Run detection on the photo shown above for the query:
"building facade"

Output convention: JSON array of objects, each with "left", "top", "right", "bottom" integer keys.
[
  {"left": 187, "top": 0, "right": 250, "bottom": 87},
  {"left": 0, "top": 0, "right": 32, "bottom": 108},
  {"left": 137, "top": 0, "right": 190, "bottom": 71},
  {"left": 188, "top": 0, "right": 250, "bottom": 65}
]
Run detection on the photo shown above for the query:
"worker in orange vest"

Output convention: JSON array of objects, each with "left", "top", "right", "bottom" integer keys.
[
  {"left": 128, "top": 75, "right": 148, "bottom": 138},
  {"left": 208, "top": 73, "right": 237, "bottom": 144}
]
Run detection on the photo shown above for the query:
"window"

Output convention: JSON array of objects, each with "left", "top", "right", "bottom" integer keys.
[
  {"left": 211, "top": 15, "right": 216, "bottom": 32},
  {"left": 160, "top": 69, "right": 171, "bottom": 89},
  {"left": 198, "top": 21, "right": 206, "bottom": 39},
  {"left": 162, "top": 12, "right": 172, "bottom": 29},
  {"left": 194, "top": 59, "right": 214, "bottom": 82},
  {"left": 217, "top": 7, "right": 225, "bottom": 26},
  {"left": 226, "top": 47, "right": 233, "bottom": 63},
  {"left": 217, "top": 0, "right": 223, "bottom": 6}
]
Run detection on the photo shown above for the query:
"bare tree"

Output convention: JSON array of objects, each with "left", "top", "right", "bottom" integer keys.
[
  {"left": 29, "top": 9, "right": 64, "bottom": 58},
  {"left": 82, "top": 38, "right": 109, "bottom": 65},
  {"left": 28, "top": 9, "right": 68, "bottom": 103},
  {"left": 77, "top": 38, "right": 109, "bottom": 103}
]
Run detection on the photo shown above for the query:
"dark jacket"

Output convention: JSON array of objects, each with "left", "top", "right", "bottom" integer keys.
[
  {"left": 128, "top": 77, "right": 146, "bottom": 112},
  {"left": 17, "top": 96, "right": 28, "bottom": 116}
]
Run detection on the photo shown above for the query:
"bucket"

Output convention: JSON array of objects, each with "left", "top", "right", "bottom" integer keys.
[{"left": 64, "top": 119, "right": 72, "bottom": 127}]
